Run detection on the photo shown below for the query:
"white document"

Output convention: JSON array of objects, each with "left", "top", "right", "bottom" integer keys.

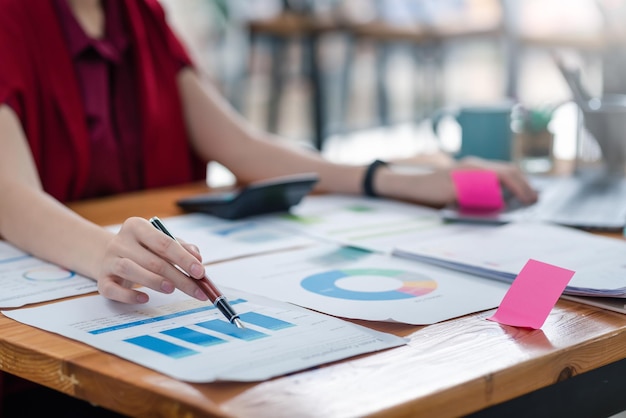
[
  {"left": 0, "top": 240, "right": 97, "bottom": 308},
  {"left": 260, "top": 194, "right": 488, "bottom": 253},
  {"left": 2, "top": 288, "right": 405, "bottom": 382},
  {"left": 109, "top": 213, "right": 317, "bottom": 263},
  {"left": 393, "top": 221, "right": 626, "bottom": 297},
  {"left": 205, "top": 243, "right": 509, "bottom": 325}
]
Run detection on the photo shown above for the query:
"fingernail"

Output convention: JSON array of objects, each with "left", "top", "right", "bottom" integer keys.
[
  {"left": 136, "top": 293, "right": 149, "bottom": 303},
  {"left": 190, "top": 263, "right": 205, "bottom": 278},
  {"left": 161, "top": 281, "right": 175, "bottom": 293}
]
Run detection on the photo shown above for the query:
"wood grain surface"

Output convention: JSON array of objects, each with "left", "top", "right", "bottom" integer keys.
[{"left": 1, "top": 182, "right": 625, "bottom": 417}]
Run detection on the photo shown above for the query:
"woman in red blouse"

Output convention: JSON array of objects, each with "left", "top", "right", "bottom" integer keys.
[
  {"left": 0, "top": 0, "right": 537, "bottom": 413},
  {"left": 0, "top": 0, "right": 537, "bottom": 307}
]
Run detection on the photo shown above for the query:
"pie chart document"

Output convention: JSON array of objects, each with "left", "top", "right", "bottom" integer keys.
[
  {"left": 0, "top": 240, "right": 97, "bottom": 308},
  {"left": 207, "top": 243, "right": 509, "bottom": 325}
]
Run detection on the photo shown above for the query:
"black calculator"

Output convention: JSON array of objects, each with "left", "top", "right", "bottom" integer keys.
[{"left": 176, "top": 173, "right": 319, "bottom": 220}]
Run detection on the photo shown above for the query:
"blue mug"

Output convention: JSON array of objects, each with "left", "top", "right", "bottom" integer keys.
[{"left": 433, "top": 103, "right": 514, "bottom": 161}]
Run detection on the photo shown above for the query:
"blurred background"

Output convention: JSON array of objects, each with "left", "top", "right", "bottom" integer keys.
[
  {"left": 159, "top": 0, "right": 626, "bottom": 182},
  {"left": 149, "top": 5, "right": 626, "bottom": 417}
]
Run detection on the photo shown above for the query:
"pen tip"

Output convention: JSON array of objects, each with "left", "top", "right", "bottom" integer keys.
[{"left": 233, "top": 317, "right": 245, "bottom": 329}]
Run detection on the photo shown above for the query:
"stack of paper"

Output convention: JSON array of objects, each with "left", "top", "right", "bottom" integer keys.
[
  {"left": 260, "top": 194, "right": 488, "bottom": 253},
  {"left": 393, "top": 221, "right": 626, "bottom": 297}
]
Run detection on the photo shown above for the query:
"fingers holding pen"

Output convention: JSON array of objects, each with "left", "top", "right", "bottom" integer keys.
[
  {"left": 179, "top": 240, "right": 202, "bottom": 263},
  {"left": 96, "top": 217, "right": 208, "bottom": 304},
  {"left": 149, "top": 228, "right": 206, "bottom": 279},
  {"left": 96, "top": 259, "right": 179, "bottom": 304}
]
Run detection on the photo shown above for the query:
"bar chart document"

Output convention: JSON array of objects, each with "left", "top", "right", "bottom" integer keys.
[
  {"left": 3, "top": 288, "right": 405, "bottom": 382},
  {"left": 0, "top": 240, "right": 97, "bottom": 308}
]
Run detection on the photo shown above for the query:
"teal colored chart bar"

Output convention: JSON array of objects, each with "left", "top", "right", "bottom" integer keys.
[
  {"left": 125, "top": 335, "right": 199, "bottom": 358},
  {"left": 240, "top": 312, "right": 295, "bottom": 331},
  {"left": 161, "top": 327, "right": 227, "bottom": 347},
  {"left": 196, "top": 319, "right": 267, "bottom": 341}
]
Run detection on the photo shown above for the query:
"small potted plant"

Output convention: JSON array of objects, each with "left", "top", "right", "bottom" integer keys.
[{"left": 512, "top": 103, "right": 556, "bottom": 173}]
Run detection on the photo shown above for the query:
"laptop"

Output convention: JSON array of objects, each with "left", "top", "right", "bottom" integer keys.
[{"left": 441, "top": 53, "right": 626, "bottom": 232}]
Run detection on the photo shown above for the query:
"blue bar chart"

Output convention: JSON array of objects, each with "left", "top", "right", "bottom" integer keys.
[
  {"left": 3, "top": 288, "right": 406, "bottom": 382},
  {"left": 118, "top": 304, "right": 296, "bottom": 358},
  {"left": 125, "top": 335, "right": 199, "bottom": 359},
  {"left": 124, "top": 314, "right": 294, "bottom": 359}
]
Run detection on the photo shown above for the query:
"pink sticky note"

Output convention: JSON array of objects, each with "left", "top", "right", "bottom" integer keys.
[
  {"left": 488, "top": 259, "right": 575, "bottom": 329},
  {"left": 451, "top": 170, "right": 504, "bottom": 211}
]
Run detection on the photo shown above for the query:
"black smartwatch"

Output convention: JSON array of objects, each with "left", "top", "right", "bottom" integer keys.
[{"left": 362, "top": 159, "right": 388, "bottom": 197}]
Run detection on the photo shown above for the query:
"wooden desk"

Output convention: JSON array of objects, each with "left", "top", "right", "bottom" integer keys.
[{"left": 2, "top": 182, "right": 626, "bottom": 417}]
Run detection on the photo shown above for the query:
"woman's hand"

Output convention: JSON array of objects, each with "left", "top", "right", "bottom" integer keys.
[
  {"left": 380, "top": 156, "right": 539, "bottom": 208},
  {"left": 94, "top": 217, "right": 209, "bottom": 304}
]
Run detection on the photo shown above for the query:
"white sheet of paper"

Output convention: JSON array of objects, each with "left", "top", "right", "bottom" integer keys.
[
  {"left": 3, "top": 288, "right": 405, "bottom": 382},
  {"left": 0, "top": 241, "right": 97, "bottom": 308},
  {"left": 108, "top": 213, "right": 317, "bottom": 263},
  {"left": 205, "top": 243, "right": 509, "bottom": 325},
  {"left": 393, "top": 221, "right": 626, "bottom": 297},
  {"left": 260, "top": 194, "right": 488, "bottom": 253}
]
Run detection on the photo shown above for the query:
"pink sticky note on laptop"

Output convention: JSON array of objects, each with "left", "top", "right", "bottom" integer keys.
[
  {"left": 451, "top": 169, "right": 504, "bottom": 211},
  {"left": 488, "top": 259, "right": 575, "bottom": 329}
]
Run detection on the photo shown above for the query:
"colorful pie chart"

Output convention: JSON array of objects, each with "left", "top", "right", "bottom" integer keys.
[{"left": 301, "top": 268, "right": 437, "bottom": 301}]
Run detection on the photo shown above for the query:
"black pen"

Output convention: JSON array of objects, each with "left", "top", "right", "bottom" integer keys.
[{"left": 149, "top": 216, "right": 244, "bottom": 329}]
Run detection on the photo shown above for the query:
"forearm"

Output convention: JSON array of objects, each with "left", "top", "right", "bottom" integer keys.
[
  {"left": 0, "top": 182, "right": 112, "bottom": 280},
  {"left": 179, "top": 70, "right": 458, "bottom": 204},
  {"left": 220, "top": 136, "right": 368, "bottom": 194},
  {"left": 179, "top": 69, "right": 366, "bottom": 194},
  {"left": 251, "top": 146, "right": 459, "bottom": 206},
  {"left": 0, "top": 105, "right": 111, "bottom": 279},
  {"left": 178, "top": 70, "right": 536, "bottom": 207}
]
